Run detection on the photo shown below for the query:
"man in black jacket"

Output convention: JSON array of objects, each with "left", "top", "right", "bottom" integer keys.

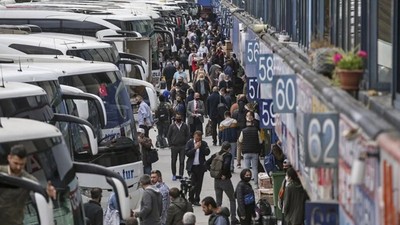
[
  {"left": 205, "top": 142, "right": 239, "bottom": 224},
  {"left": 167, "top": 114, "right": 191, "bottom": 181},
  {"left": 237, "top": 113, "right": 263, "bottom": 188},
  {"left": 84, "top": 188, "right": 103, "bottom": 225},
  {"left": 185, "top": 130, "right": 210, "bottom": 206},
  {"left": 206, "top": 86, "right": 227, "bottom": 145}
]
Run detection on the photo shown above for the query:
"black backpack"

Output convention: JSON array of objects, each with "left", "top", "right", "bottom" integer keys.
[
  {"left": 156, "top": 102, "right": 170, "bottom": 122},
  {"left": 257, "top": 198, "right": 272, "bottom": 216},
  {"left": 217, "top": 96, "right": 228, "bottom": 119}
]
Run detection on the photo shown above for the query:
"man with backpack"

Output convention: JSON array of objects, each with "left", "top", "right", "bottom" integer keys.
[
  {"left": 205, "top": 142, "right": 239, "bottom": 225},
  {"left": 201, "top": 196, "right": 230, "bottom": 225},
  {"left": 155, "top": 95, "right": 173, "bottom": 148}
]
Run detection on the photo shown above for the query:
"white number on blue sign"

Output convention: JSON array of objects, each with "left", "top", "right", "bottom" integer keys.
[
  {"left": 247, "top": 77, "right": 260, "bottom": 101},
  {"left": 259, "top": 99, "right": 275, "bottom": 128},
  {"left": 304, "top": 113, "right": 338, "bottom": 167},
  {"left": 246, "top": 40, "right": 259, "bottom": 65},
  {"left": 257, "top": 54, "right": 273, "bottom": 83},
  {"left": 273, "top": 75, "right": 296, "bottom": 113}
]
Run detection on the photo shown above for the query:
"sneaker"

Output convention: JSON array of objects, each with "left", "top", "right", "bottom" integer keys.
[
  {"left": 172, "top": 176, "right": 177, "bottom": 181},
  {"left": 192, "top": 202, "right": 201, "bottom": 206},
  {"left": 231, "top": 218, "right": 240, "bottom": 225}
]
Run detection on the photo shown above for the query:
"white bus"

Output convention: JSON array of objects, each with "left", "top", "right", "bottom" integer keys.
[
  {"left": 0, "top": 55, "right": 147, "bottom": 209},
  {"left": 0, "top": 117, "right": 131, "bottom": 224}
]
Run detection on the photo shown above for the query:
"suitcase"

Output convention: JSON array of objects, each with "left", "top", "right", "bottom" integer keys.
[{"left": 261, "top": 215, "right": 277, "bottom": 225}]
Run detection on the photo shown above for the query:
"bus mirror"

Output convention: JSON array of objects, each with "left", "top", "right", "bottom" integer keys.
[
  {"left": 106, "top": 177, "right": 131, "bottom": 220},
  {"left": 126, "top": 64, "right": 132, "bottom": 73},
  {"left": 79, "top": 124, "right": 98, "bottom": 155},
  {"left": 33, "top": 192, "right": 54, "bottom": 225}
]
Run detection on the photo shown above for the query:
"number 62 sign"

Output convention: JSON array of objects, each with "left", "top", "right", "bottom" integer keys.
[{"left": 303, "top": 113, "right": 339, "bottom": 167}]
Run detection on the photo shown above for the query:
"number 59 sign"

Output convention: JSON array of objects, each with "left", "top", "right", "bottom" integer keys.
[{"left": 303, "top": 113, "right": 339, "bottom": 167}]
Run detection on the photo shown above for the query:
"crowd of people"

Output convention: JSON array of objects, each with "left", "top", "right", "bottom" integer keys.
[{"left": 130, "top": 16, "right": 310, "bottom": 225}]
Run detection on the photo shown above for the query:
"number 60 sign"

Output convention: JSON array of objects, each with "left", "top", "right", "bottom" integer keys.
[{"left": 303, "top": 113, "right": 339, "bottom": 167}]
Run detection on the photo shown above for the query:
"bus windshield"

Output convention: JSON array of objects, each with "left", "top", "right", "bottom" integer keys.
[
  {"left": 58, "top": 71, "right": 135, "bottom": 141},
  {"left": 66, "top": 47, "right": 119, "bottom": 65},
  {"left": 30, "top": 81, "right": 66, "bottom": 115},
  {"left": 107, "top": 19, "right": 154, "bottom": 37},
  {"left": 0, "top": 95, "right": 53, "bottom": 121},
  {"left": 0, "top": 137, "right": 85, "bottom": 225}
]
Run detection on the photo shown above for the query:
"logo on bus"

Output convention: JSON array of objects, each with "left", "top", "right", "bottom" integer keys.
[{"left": 115, "top": 169, "right": 135, "bottom": 180}]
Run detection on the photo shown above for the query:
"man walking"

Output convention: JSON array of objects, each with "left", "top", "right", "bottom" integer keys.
[
  {"left": 205, "top": 142, "right": 239, "bottom": 224},
  {"left": 207, "top": 87, "right": 227, "bottom": 146},
  {"left": 219, "top": 111, "right": 238, "bottom": 172},
  {"left": 201, "top": 196, "right": 230, "bottom": 225},
  {"left": 237, "top": 112, "right": 263, "bottom": 188},
  {"left": 167, "top": 114, "right": 191, "bottom": 180},
  {"left": 187, "top": 93, "right": 205, "bottom": 136},
  {"left": 137, "top": 95, "right": 154, "bottom": 137},
  {"left": 163, "top": 61, "right": 177, "bottom": 90},
  {"left": 185, "top": 131, "right": 210, "bottom": 205},
  {"left": 83, "top": 188, "right": 103, "bottom": 225},
  {"left": 155, "top": 95, "right": 173, "bottom": 148},
  {"left": 133, "top": 175, "right": 163, "bottom": 225},
  {"left": 166, "top": 187, "right": 193, "bottom": 225},
  {"left": 151, "top": 170, "right": 170, "bottom": 225}
]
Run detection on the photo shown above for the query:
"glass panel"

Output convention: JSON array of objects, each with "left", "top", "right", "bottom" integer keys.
[
  {"left": 0, "top": 138, "right": 85, "bottom": 225},
  {"left": 377, "top": 0, "right": 393, "bottom": 83}
]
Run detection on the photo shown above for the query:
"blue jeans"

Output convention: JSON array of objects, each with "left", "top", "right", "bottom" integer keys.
[
  {"left": 243, "top": 153, "right": 259, "bottom": 185},
  {"left": 144, "top": 165, "right": 152, "bottom": 175}
]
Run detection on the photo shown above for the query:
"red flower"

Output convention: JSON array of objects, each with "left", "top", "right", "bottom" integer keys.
[
  {"left": 333, "top": 53, "right": 343, "bottom": 64},
  {"left": 357, "top": 50, "right": 367, "bottom": 58}
]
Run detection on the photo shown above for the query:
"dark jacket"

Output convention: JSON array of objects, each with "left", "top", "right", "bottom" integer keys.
[
  {"left": 185, "top": 139, "right": 210, "bottom": 172},
  {"left": 166, "top": 197, "right": 194, "bottom": 225},
  {"left": 235, "top": 181, "right": 256, "bottom": 218},
  {"left": 137, "top": 186, "right": 163, "bottom": 225},
  {"left": 84, "top": 200, "right": 103, "bottom": 225},
  {"left": 209, "top": 207, "right": 231, "bottom": 225},
  {"left": 205, "top": 150, "right": 233, "bottom": 179},
  {"left": 163, "top": 65, "right": 177, "bottom": 81},
  {"left": 206, "top": 92, "right": 226, "bottom": 120},
  {"left": 283, "top": 181, "right": 309, "bottom": 225},
  {"left": 167, "top": 122, "right": 191, "bottom": 147},
  {"left": 194, "top": 79, "right": 211, "bottom": 96},
  {"left": 218, "top": 80, "right": 233, "bottom": 92},
  {"left": 240, "top": 126, "right": 261, "bottom": 154}
]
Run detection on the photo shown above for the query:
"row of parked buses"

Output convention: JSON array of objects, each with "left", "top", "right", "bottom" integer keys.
[{"left": 0, "top": 0, "right": 198, "bottom": 224}]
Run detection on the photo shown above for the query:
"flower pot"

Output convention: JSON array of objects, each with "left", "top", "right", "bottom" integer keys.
[{"left": 337, "top": 69, "right": 364, "bottom": 90}]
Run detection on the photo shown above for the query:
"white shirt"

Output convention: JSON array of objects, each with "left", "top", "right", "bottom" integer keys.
[
  {"left": 193, "top": 140, "right": 200, "bottom": 165},
  {"left": 175, "top": 121, "right": 183, "bottom": 130}
]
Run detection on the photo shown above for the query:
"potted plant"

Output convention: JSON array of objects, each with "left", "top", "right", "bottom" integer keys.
[
  {"left": 332, "top": 48, "right": 367, "bottom": 90},
  {"left": 309, "top": 39, "right": 336, "bottom": 78}
]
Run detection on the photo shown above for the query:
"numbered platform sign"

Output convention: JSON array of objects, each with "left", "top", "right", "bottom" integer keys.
[
  {"left": 305, "top": 201, "right": 339, "bottom": 225},
  {"left": 259, "top": 99, "right": 275, "bottom": 128},
  {"left": 303, "top": 113, "right": 339, "bottom": 167},
  {"left": 272, "top": 75, "right": 297, "bottom": 113},
  {"left": 257, "top": 54, "right": 274, "bottom": 83},
  {"left": 245, "top": 40, "right": 259, "bottom": 65},
  {"left": 247, "top": 77, "right": 260, "bottom": 101}
]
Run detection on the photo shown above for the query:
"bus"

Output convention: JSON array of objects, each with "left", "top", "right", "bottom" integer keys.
[
  {"left": 0, "top": 117, "right": 131, "bottom": 224},
  {"left": 0, "top": 55, "right": 145, "bottom": 210}
]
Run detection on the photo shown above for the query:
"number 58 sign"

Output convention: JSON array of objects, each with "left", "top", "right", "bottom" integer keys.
[{"left": 303, "top": 113, "right": 338, "bottom": 167}]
